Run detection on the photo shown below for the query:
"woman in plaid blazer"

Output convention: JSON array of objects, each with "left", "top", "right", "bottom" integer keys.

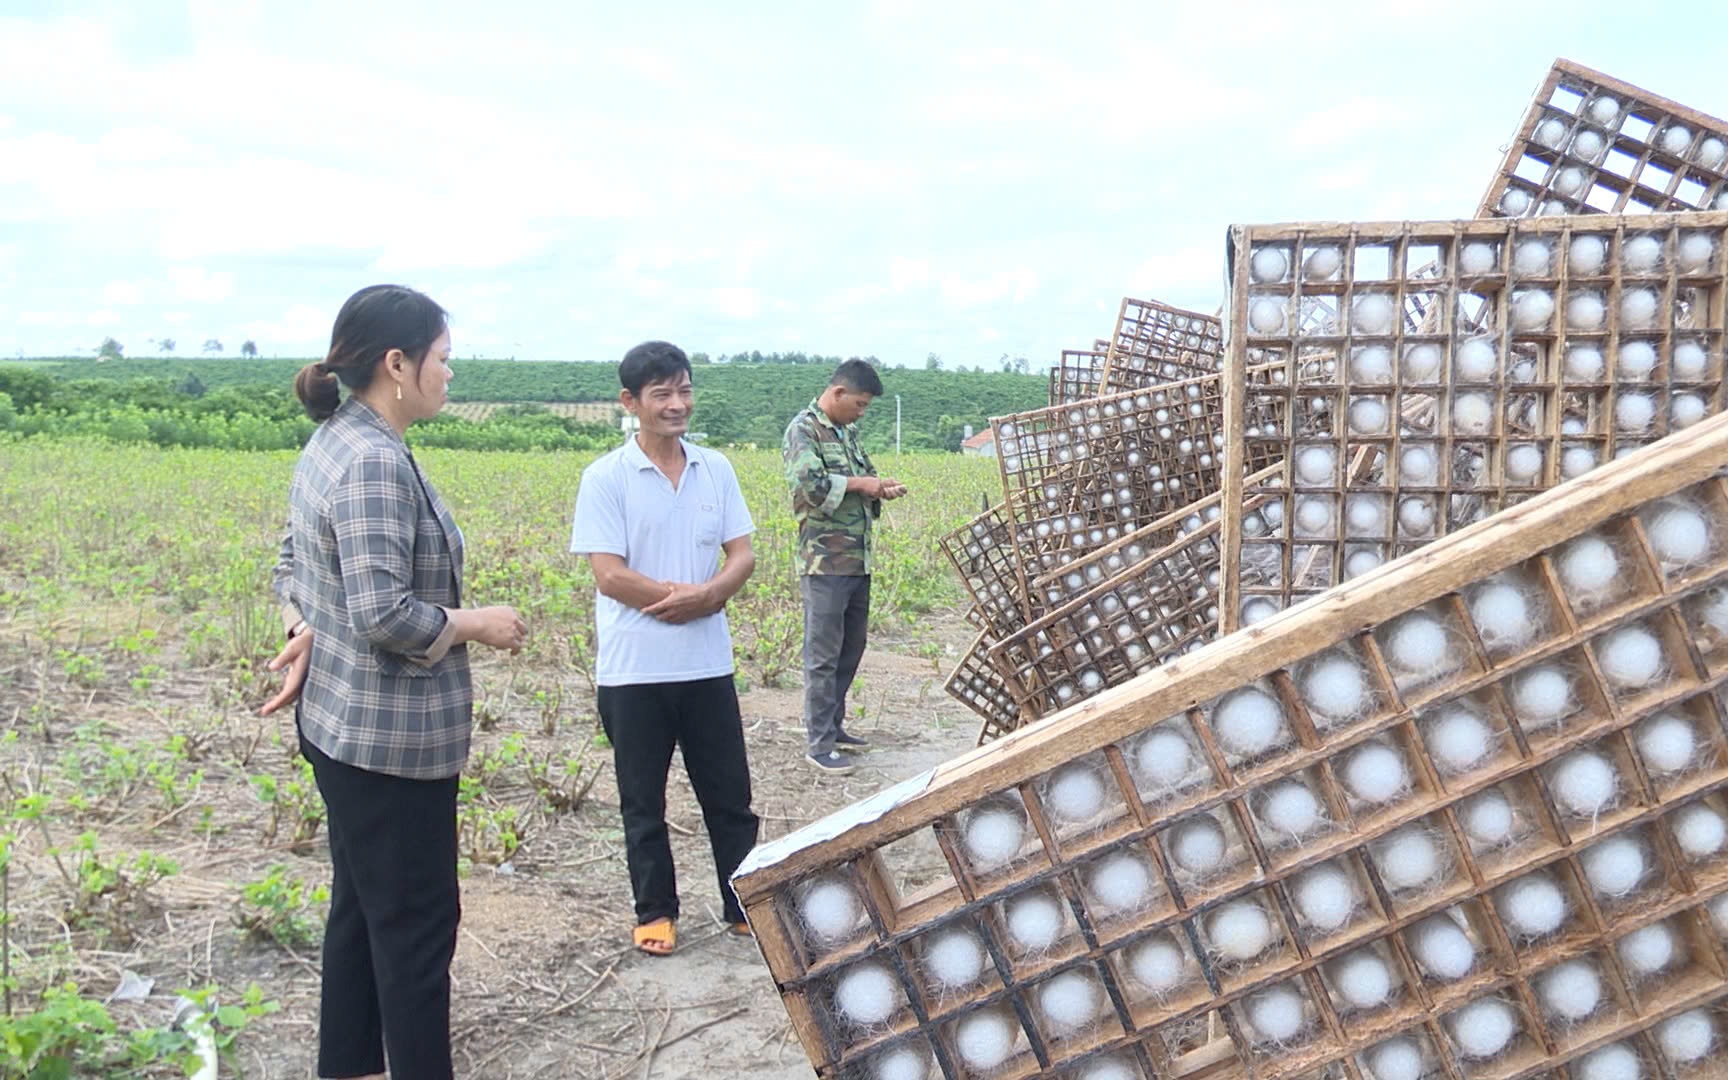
[{"left": 261, "top": 285, "right": 526, "bottom": 1080}]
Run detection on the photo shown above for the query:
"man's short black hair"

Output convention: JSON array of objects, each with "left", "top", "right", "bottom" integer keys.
[
  {"left": 619, "top": 341, "right": 693, "bottom": 397},
  {"left": 830, "top": 358, "right": 883, "bottom": 397}
]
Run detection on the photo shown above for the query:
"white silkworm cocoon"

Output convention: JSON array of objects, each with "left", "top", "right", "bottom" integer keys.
[
  {"left": 1367, "top": 1037, "right": 1424, "bottom": 1080},
  {"left": 1378, "top": 827, "right": 1443, "bottom": 890},
  {"left": 800, "top": 878, "right": 863, "bottom": 943},
  {"left": 964, "top": 804, "right": 1026, "bottom": 868},
  {"left": 835, "top": 962, "right": 899, "bottom": 1026},
  {"left": 1261, "top": 780, "right": 1324, "bottom": 840},
  {"left": 1619, "top": 921, "right": 1676, "bottom": 977},
  {"left": 1500, "top": 188, "right": 1533, "bottom": 215},
  {"left": 1562, "top": 445, "right": 1599, "bottom": 478},
  {"left": 1514, "top": 238, "right": 1553, "bottom": 275},
  {"left": 1673, "top": 802, "right": 1727, "bottom": 859},
  {"left": 1385, "top": 613, "right": 1454, "bottom": 676},
  {"left": 1400, "top": 444, "right": 1439, "bottom": 484},
  {"left": 1459, "top": 241, "right": 1497, "bottom": 275},
  {"left": 1538, "top": 959, "right": 1602, "bottom": 1021},
  {"left": 1045, "top": 763, "right": 1107, "bottom": 825},
  {"left": 1411, "top": 914, "right": 1475, "bottom": 979},
  {"left": 1533, "top": 117, "right": 1568, "bottom": 148},
  {"left": 1346, "top": 495, "right": 1385, "bottom": 536},
  {"left": 1511, "top": 664, "right": 1573, "bottom": 729},
  {"left": 1500, "top": 873, "right": 1568, "bottom": 938},
  {"left": 1305, "top": 245, "right": 1343, "bottom": 279},
  {"left": 1354, "top": 294, "right": 1395, "bottom": 335},
  {"left": 1037, "top": 970, "right": 1101, "bottom": 1034},
  {"left": 1345, "top": 548, "right": 1383, "bottom": 578},
  {"left": 1618, "top": 391, "right": 1657, "bottom": 432},
  {"left": 873, "top": 1045, "right": 931, "bottom": 1080},
  {"left": 1553, "top": 165, "right": 1587, "bottom": 195},
  {"left": 1333, "top": 949, "right": 1395, "bottom": 1009},
  {"left": 1292, "top": 862, "right": 1356, "bottom": 931},
  {"left": 1452, "top": 393, "right": 1492, "bottom": 435},
  {"left": 1349, "top": 396, "right": 1390, "bottom": 435},
  {"left": 1295, "top": 495, "right": 1334, "bottom": 536},
  {"left": 1302, "top": 655, "right": 1368, "bottom": 721},
  {"left": 1661, "top": 125, "right": 1693, "bottom": 156},
  {"left": 1647, "top": 503, "right": 1710, "bottom": 566},
  {"left": 1572, "top": 129, "right": 1607, "bottom": 161},
  {"left": 1617, "top": 340, "right": 1657, "bottom": 379},
  {"left": 1169, "top": 815, "right": 1228, "bottom": 875},
  {"left": 1351, "top": 345, "right": 1392, "bottom": 383},
  {"left": 1461, "top": 788, "right": 1517, "bottom": 847},
  {"left": 1398, "top": 497, "right": 1436, "bottom": 536},
  {"left": 1673, "top": 339, "right": 1709, "bottom": 379},
  {"left": 1086, "top": 851, "right": 1152, "bottom": 914},
  {"left": 1346, "top": 742, "right": 1411, "bottom": 805},
  {"left": 1636, "top": 713, "right": 1695, "bottom": 774},
  {"left": 1295, "top": 445, "right": 1335, "bottom": 485},
  {"left": 1428, "top": 707, "right": 1495, "bottom": 773},
  {"left": 1571, "top": 235, "right": 1609, "bottom": 274},
  {"left": 1697, "top": 137, "right": 1728, "bottom": 168},
  {"left": 1560, "top": 535, "right": 1619, "bottom": 596},
  {"left": 924, "top": 925, "right": 985, "bottom": 990},
  {"left": 1580, "top": 835, "right": 1645, "bottom": 897},
  {"left": 1597, "top": 624, "right": 1664, "bottom": 689},
  {"left": 1565, "top": 344, "right": 1606, "bottom": 380},
  {"left": 1246, "top": 983, "right": 1306, "bottom": 1044},
  {"left": 1567, "top": 290, "right": 1606, "bottom": 329},
  {"left": 1588, "top": 96, "right": 1620, "bottom": 124},
  {"left": 1127, "top": 932, "right": 1187, "bottom": 994},
  {"left": 1506, "top": 444, "right": 1543, "bottom": 482},
  {"left": 1621, "top": 287, "right": 1659, "bottom": 328},
  {"left": 1456, "top": 338, "right": 1499, "bottom": 380},
  {"left": 1656, "top": 1009, "right": 1715, "bottom": 1064},
  {"left": 1005, "top": 889, "right": 1064, "bottom": 950},
  {"left": 1249, "top": 297, "right": 1287, "bottom": 334},
  {"left": 1672, "top": 392, "right": 1708, "bottom": 427},
  {"left": 1214, "top": 687, "right": 1286, "bottom": 756},
  {"left": 1208, "top": 900, "right": 1273, "bottom": 961},
  {"left": 1623, "top": 234, "right": 1663, "bottom": 273},
  {"left": 1552, "top": 750, "right": 1618, "bottom": 816},
  {"left": 1449, "top": 998, "right": 1517, "bottom": 1059},
  {"left": 1134, "top": 727, "right": 1198, "bottom": 790},
  {"left": 1511, "top": 289, "right": 1555, "bottom": 330},
  {"left": 1678, "top": 232, "right": 1716, "bottom": 272},
  {"left": 954, "top": 1009, "right": 1016, "bottom": 1070},
  {"left": 1251, "top": 247, "right": 1289, "bottom": 283},
  {"left": 1576, "top": 1042, "right": 1642, "bottom": 1080},
  {"left": 1402, "top": 342, "right": 1442, "bottom": 381},
  {"left": 1242, "top": 597, "right": 1279, "bottom": 624}
]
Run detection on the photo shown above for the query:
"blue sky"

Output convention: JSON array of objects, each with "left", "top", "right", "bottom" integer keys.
[{"left": 3, "top": 1, "right": 1725, "bottom": 367}]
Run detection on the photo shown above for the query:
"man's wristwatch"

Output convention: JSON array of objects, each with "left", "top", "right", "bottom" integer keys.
[{"left": 288, "top": 619, "right": 309, "bottom": 640}]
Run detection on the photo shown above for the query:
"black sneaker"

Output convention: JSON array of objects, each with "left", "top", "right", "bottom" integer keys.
[
  {"left": 835, "top": 729, "right": 870, "bottom": 748},
  {"left": 805, "top": 750, "right": 857, "bottom": 775}
]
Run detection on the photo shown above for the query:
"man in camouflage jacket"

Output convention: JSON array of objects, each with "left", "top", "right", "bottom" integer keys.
[{"left": 783, "top": 360, "right": 906, "bottom": 774}]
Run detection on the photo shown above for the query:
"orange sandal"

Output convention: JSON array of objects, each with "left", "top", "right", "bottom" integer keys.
[
  {"left": 632, "top": 917, "right": 677, "bottom": 957},
  {"left": 726, "top": 920, "right": 753, "bottom": 939}
]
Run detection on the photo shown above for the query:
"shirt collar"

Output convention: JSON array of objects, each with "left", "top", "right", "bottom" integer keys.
[
  {"left": 622, "top": 435, "right": 700, "bottom": 471},
  {"left": 339, "top": 395, "right": 404, "bottom": 445},
  {"left": 808, "top": 398, "right": 843, "bottom": 433}
]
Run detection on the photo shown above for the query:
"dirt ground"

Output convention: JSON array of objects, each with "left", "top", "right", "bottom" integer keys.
[{"left": 125, "top": 617, "right": 979, "bottom": 1079}]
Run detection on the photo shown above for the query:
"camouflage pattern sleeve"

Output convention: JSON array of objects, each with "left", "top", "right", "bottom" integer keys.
[{"left": 783, "top": 410, "right": 847, "bottom": 516}]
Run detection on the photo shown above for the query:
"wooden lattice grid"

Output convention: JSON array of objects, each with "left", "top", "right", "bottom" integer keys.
[
  {"left": 1482, "top": 59, "right": 1728, "bottom": 221},
  {"left": 1051, "top": 350, "right": 1109, "bottom": 407},
  {"left": 734, "top": 412, "right": 1728, "bottom": 1080},
  {"left": 947, "top": 630, "right": 1023, "bottom": 744},
  {"left": 939, "top": 503, "right": 1033, "bottom": 642},
  {"left": 1221, "top": 211, "right": 1728, "bottom": 632},
  {"left": 1104, "top": 298, "right": 1226, "bottom": 391},
  {"left": 982, "top": 470, "right": 1282, "bottom": 735},
  {"left": 995, "top": 373, "right": 1284, "bottom": 581}
]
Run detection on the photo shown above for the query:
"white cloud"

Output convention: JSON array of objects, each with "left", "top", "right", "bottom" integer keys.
[
  {"left": 102, "top": 280, "right": 145, "bottom": 305},
  {"left": 85, "top": 310, "right": 119, "bottom": 327},
  {"left": 168, "top": 266, "right": 234, "bottom": 303},
  {"left": 939, "top": 268, "right": 1037, "bottom": 307}
]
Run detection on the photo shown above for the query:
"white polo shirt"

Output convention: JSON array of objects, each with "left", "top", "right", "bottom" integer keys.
[{"left": 569, "top": 436, "right": 754, "bottom": 686}]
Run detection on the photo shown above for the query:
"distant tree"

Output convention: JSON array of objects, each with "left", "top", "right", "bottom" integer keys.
[
  {"left": 690, "top": 351, "right": 711, "bottom": 364},
  {"left": 177, "top": 372, "right": 208, "bottom": 398},
  {"left": 925, "top": 352, "right": 942, "bottom": 371},
  {"left": 158, "top": 338, "right": 176, "bottom": 353},
  {"left": 241, "top": 340, "right": 258, "bottom": 359},
  {"left": 935, "top": 414, "right": 969, "bottom": 452},
  {"left": 203, "top": 338, "right": 223, "bottom": 355},
  {"left": 96, "top": 337, "right": 124, "bottom": 361}
]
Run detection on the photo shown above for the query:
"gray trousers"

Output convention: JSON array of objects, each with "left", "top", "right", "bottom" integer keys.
[{"left": 801, "top": 574, "right": 871, "bottom": 755}]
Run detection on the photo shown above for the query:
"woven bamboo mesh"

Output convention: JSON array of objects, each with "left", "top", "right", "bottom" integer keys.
[
  {"left": 1482, "top": 60, "right": 1728, "bottom": 221},
  {"left": 736, "top": 413, "right": 1728, "bottom": 1080},
  {"left": 1222, "top": 212, "right": 1728, "bottom": 631},
  {"left": 1053, "top": 351, "right": 1110, "bottom": 407}
]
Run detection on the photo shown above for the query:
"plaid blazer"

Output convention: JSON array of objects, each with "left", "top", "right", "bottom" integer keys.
[{"left": 272, "top": 397, "right": 472, "bottom": 779}]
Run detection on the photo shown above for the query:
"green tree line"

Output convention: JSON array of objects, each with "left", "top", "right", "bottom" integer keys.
[{"left": 9, "top": 357, "right": 1046, "bottom": 451}]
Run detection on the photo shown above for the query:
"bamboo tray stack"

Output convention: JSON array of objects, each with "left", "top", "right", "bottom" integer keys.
[
  {"left": 738, "top": 414, "right": 1728, "bottom": 1080},
  {"left": 1103, "top": 299, "right": 1226, "bottom": 391}
]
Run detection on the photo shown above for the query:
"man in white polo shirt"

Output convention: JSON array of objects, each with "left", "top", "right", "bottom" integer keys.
[{"left": 569, "top": 341, "right": 760, "bottom": 957}]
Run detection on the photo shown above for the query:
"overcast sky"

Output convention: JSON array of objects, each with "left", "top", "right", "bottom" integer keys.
[{"left": 3, "top": 1, "right": 1725, "bottom": 367}]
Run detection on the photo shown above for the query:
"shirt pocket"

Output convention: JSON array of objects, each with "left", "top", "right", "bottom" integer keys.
[{"left": 694, "top": 502, "right": 723, "bottom": 548}]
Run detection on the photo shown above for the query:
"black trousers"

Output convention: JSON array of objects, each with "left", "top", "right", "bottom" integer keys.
[
  {"left": 300, "top": 726, "right": 460, "bottom": 1080},
  {"left": 597, "top": 675, "right": 760, "bottom": 925}
]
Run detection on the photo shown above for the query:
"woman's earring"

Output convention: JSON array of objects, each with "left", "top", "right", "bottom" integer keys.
[{"left": 396, "top": 384, "right": 403, "bottom": 401}]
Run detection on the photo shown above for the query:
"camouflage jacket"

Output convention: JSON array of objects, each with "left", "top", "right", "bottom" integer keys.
[{"left": 783, "top": 399, "right": 879, "bottom": 575}]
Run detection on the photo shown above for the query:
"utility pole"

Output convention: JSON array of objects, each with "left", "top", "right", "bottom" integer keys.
[{"left": 895, "top": 394, "right": 902, "bottom": 457}]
